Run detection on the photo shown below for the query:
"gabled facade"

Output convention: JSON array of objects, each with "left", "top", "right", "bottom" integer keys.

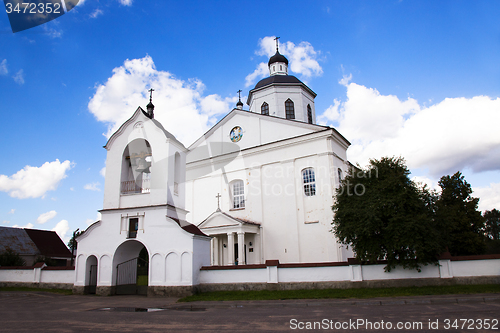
[
  {"left": 185, "top": 49, "right": 353, "bottom": 265},
  {"left": 185, "top": 109, "right": 352, "bottom": 265}
]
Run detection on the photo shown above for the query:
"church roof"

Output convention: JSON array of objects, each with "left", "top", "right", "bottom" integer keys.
[
  {"left": 198, "top": 210, "right": 261, "bottom": 229},
  {"left": 253, "top": 75, "right": 303, "bottom": 90},
  {"left": 268, "top": 51, "right": 289, "bottom": 66},
  {"left": 248, "top": 75, "right": 317, "bottom": 105},
  {"left": 170, "top": 217, "right": 209, "bottom": 237}
]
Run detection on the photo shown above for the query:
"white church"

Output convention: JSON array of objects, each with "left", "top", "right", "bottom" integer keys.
[{"left": 74, "top": 46, "right": 353, "bottom": 296}]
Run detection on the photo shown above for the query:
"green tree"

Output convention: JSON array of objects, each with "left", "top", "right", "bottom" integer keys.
[
  {"left": 332, "top": 157, "right": 442, "bottom": 272},
  {"left": 484, "top": 209, "right": 500, "bottom": 241},
  {"left": 435, "top": 172, "right": 485, "bottom": 256},
  {"left": 67, "top": 228, "right": 83, "bottom": 266},
  {"left": 484, "top": 209, "right": 500, "bottom": 254},
  {"left": 0, "top": 248, "right": 26, "bottom": 266}
]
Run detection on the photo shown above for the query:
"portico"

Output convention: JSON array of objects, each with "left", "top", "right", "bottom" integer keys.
[{"left": 198, "top": 210, "right": 261, "bottom": 266}]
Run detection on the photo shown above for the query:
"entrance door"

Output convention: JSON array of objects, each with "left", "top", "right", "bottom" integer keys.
[
  {"left": 234, "top": 244, "right": 247, "bottom": 265},
  {"left": 88, "top": 265, "right": 97, "bottom": 294},
  {"left": 234, "top": 243, "right": 238, "bottom": 265}
]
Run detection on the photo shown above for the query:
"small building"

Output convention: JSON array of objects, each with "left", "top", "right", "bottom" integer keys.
[{"left": 0, "top": 226, "right": 72, "bottom": 266}]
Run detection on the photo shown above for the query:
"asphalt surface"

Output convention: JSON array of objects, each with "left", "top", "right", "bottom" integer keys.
[{"left": 0, "top": 291, "right": 499, "bottom": 332}]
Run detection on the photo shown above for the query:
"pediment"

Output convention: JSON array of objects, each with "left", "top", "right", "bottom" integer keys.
[
  {"left": 104, "top": 107, "right": 186, "bottom": 151},
  {"left": 187, "top": 109, "right": 333, "bottom": 163},
  {"left": 197, "top": 211, "right": 241, "bottom": 229}
]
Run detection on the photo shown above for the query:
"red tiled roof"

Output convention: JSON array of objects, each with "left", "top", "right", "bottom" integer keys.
[
  {"left": 24, "top": 228, "right": 72, "bottom": 258},
  {"left": 169, "top": 217, "right": 209, "bottom": 237}
]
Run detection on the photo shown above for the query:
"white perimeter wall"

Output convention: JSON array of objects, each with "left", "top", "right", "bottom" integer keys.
[
  {"left": 199, "top": 259, "right": 500, "bottom": 285},
  {"left": 2, "top": 259, "right": 499, "bottom": 287},
  {"left": 0, "top": 267, "right": 74, "bottom": 284}
]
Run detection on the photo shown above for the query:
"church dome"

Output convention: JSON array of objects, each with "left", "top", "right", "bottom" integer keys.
[
  {"left": 268, "top": 51, "right": 288, "bottom": 66},
  {"left": 254, "top": 75, "right": 302, "bottom": 90}
]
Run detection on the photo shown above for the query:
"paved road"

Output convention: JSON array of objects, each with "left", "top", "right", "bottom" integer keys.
[{"left": 0, "top": 291, "right": 499, "bottom": 332}]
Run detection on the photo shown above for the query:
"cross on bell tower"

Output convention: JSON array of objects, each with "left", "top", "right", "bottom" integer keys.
[{"left": 146, "top": 88, "right": 155, "bottom": 119}]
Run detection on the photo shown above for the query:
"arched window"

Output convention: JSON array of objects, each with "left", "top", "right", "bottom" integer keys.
[
  {"left": 307, "top": 104, "right": 313, "bottom": 124},
  {"left": 231, "top": 180, "right": 245, "bottom": 209},
  {"left": 261, "top": 102, "right": 269, "bottom": 115},
  {"left": 338, "top": 168, "right": 343, "bottom": 184},
  {"left": 285, "top": 99, "right": 295, "bottom": 119},
  {"left": 302, "top": 168, "right": 316, "bottom": 196}
]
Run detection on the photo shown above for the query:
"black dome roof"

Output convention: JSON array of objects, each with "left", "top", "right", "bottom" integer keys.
[
  {"left": 268, "top": 51, "right": 288, "bottom": 66},
  {"left": 254, "top": 75, "right": 302, "bottom": 90}
]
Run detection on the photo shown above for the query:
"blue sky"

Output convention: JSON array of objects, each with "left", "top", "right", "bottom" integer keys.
[{"left": 1, "top": 0, "right": 499, "bottom": 243}]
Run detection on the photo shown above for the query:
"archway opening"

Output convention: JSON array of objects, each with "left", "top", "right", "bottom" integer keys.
[
  {"left": 85, "top": 255, "right": 98, "bottom": 294},
  {"left": 113, "top": 240, "right": 149, "bottom": 295},
  {"left": 121, "top": 139, "right": 152, "bottom": 194}
]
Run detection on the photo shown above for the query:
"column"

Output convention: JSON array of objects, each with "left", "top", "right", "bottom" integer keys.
[
  {"left": 238, "top": 232, "right": 245, "bottom": 265},
  {"left": 213, "top": 236, "right": 219, "bottom": 266},
  {"left": 227, "top": 232, "right": 235, "bottom": 265},
  {"left": 210, "top": 237, "right": 214, "bottom": 265}
]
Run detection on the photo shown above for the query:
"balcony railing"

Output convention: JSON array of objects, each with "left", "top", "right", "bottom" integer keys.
[{"left": 121, "top": 179, "right": 150, "bottom": 194}]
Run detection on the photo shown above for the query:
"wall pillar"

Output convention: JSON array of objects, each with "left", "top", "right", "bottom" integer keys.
[
  {"left": 227, "top": 232, "right": 235, "bottom": 265},
  {"left": 237, "top": 232, "right": 245, "bottom": 265}
]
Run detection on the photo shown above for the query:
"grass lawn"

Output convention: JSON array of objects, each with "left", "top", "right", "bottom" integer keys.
[
  {"left": 137, "top": 275, "right": 148, "bottom": 286},
  {"left": 178, "top": 284, "right": 500, "bottom": 302},
  {"left": 0, "top": 287, "right": 73, "bottom": 295}
]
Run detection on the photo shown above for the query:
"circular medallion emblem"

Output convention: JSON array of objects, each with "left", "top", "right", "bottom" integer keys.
[{"left": 229, "top": 126, "right": 243, "bottom": 142}]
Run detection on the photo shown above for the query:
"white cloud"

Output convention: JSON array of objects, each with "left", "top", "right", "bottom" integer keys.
[
  {"left": 13, "top": 69, "right": 24, "bottom": 85},
  {"left": 100, "top": 167, "right": 106, "bottom": 177},
  {"left": 90, "top": 8, "right": 103, "bottom": 18},
  {"left": 322, "top": 77, "right": 500, "bottom": 177},
  {"left": 37, "top": 210, "right": 57, "bottom": 224},
  {"left": 88, "top": 55, "right": 231, "bottom": 146},
  {"left": 0, "top": 59, "right": 7, "bottom": 75},
  {"left": 42, "top": 24, "right": 62, "bottom": 38},
  {"left": 3, "top": 220, "right": 10, "bottom": 224},
  {"left": 474, "top": 182, "right": 500, "bottom": 212},
  {"left": 317, "top": 99, "right": 341, "bottom": 125},
  {"left": 84, "top": 182, "right": 101, "bottom": 191},
  {"left": 8, "top": 209, "right": 15, "bottom": 214},
  {"left": 12, "top": 223, "right": 34, "bottom": 229},
  {"left": 118, "top": 0, "right": 132, "bottom": 6},
  {"left": 84, "top": 218, "right": 95, "bottom": 226},
  {"left": 245, "top": 63, "right": 268, "bottom": 87},
  {"left": 411, "top": 175, "right": 440, "bottom": 193},
  {"left": 245, "top": 36, "right": 323, "bottom": 87},
  {"left": 0, "top": 159, "right": 72, "bottom": 199},
  {"left": 52, "top": 220, "right": 70, "bottom": 243}
]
